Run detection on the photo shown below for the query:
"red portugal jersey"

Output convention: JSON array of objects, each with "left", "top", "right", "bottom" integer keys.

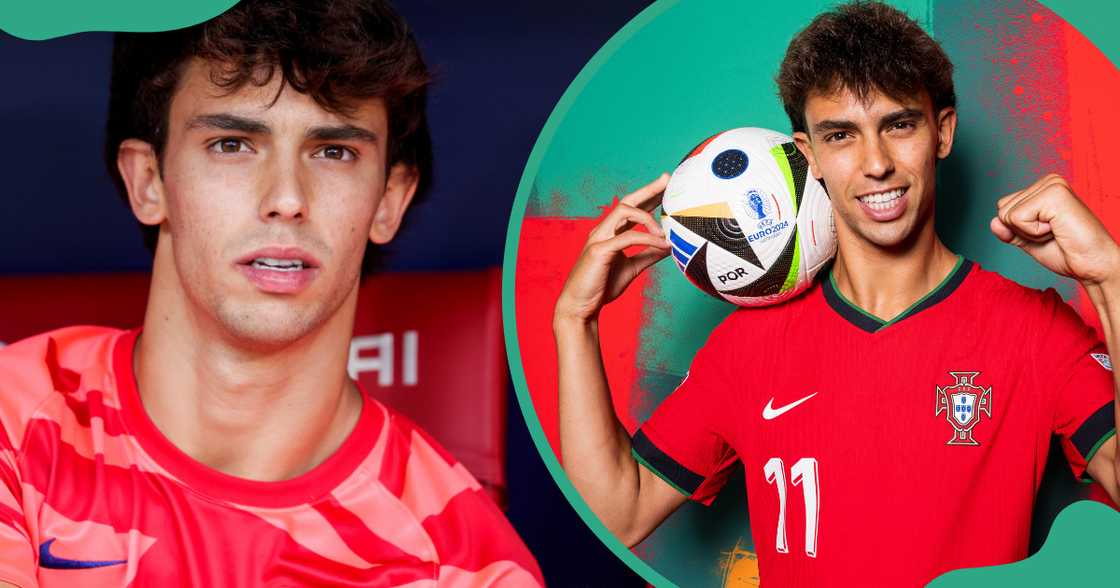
[
  {"left": 0, "top": 327, "right": 542, "bottom": 587},
  {"left": 633, "top": 258, "right": 1116, "bottom": 585}
]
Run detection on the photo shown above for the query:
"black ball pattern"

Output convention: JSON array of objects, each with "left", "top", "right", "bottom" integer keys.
[{"left": 715, "top": 217, "right": 743, "bottom": 240}]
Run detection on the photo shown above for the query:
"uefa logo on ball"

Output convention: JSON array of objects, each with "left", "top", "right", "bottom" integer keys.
[{"left": 744, "top": 189, "right": 773, "bottom": 222}]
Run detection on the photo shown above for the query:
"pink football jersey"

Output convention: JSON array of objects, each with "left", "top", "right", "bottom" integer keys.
[{"left": 0, "top": 327, "right": 542, "bottom": 587}]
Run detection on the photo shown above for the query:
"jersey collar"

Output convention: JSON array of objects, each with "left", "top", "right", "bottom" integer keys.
[
  {"left": 112, "top": 328, "right": 383, "bottom": 508},
  {"left": 821, "top": 256, "right": 973, "bottom": 334}
]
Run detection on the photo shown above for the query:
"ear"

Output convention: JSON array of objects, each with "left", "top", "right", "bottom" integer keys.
[
  {"left": 792, "top": 131, "right": 823, "bottom": 180},
  {"left": 116, "top": 139, "right": 167, "bottom": 226},
  {"left": 935, "top": 106, "right": 958, "bottom": 160},
  {"left": 368, "top": 162, "right": 420, "bottom": 245}
]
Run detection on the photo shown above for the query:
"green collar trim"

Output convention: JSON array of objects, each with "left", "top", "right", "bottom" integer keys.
[{"left": 822, "top": 255, "right": 971, "bottom": 333}]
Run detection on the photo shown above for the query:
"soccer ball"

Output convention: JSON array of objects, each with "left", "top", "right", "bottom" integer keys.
[{"left": 661, "top": 127, "right": 836, "bottom": 306}]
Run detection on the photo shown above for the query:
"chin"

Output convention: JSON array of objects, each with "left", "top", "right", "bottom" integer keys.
[
  {"left": 863, "top": 228, "right": 911, "bottom": 248},
  {"left": 861, "top": 219, "right": 922, "bottom": 250},
  {"left": 214, "top": 300, "right": 327, "bottom": 351}
]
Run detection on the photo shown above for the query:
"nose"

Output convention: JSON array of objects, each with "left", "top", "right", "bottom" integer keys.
[
  {"left": 860, "top": 135, "right": 895, "bottom": 180},
  {"left": 260, "top": 154, "right": 309, "bottom": 222}
]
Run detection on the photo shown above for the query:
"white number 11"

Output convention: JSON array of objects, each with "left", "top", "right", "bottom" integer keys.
[{"left": 763, "top": 457, "right": 819, "bottom": 557}]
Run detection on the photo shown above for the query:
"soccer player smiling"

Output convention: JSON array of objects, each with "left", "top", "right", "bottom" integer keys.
[
  {"left": 800, "top": 92, "right": 949, "bottom": 247},
  {"left": 555, "top": 2, "right": 1120, "bottom": 585},
  {"left": 0, "top": 1, "right": 541, "bottom": 585}
]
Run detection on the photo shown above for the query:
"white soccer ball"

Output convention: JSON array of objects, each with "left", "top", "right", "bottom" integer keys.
[{"left": 662, "top": 127, "right": 836, "bottom": 306}]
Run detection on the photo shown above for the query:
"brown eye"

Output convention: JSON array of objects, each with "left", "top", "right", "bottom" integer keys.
[
  {"left": 210, "top": 138, "right": 248, "bottom": 153},
  {"left": 314, "top": 145, "right": 356, "bottom": 161}
]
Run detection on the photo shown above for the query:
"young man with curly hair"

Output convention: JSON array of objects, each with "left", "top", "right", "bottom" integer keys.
[
  {"left": 556, "top": 2, "right": 1119, "bottom": 584},
  {"left": 0, "top": 1, "right": 542, "bottom": 585}
]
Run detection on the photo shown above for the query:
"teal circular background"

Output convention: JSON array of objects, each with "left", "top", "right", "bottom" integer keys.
[{"left": 502, "top": 0, "right": 1120, "bottom": 586}]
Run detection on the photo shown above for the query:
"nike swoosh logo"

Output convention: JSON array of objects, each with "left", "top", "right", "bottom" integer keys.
[
  {"left": 39, "top": 538, "right": 127, "bottom": 570},
  {"left": 762, "top": 392, "right": 818, "bottom": 420}
]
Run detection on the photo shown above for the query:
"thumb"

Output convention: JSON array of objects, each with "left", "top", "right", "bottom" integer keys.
[{"left": 990, "top": 216, "right": 1014, "bottom": 243}]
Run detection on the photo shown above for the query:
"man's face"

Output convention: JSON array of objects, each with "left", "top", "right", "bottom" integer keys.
[
  {"left": 130, "top": 59, "right": 416, "bottom": 348},
  {"left": 793, "top": 87, "right": 956, "bottom": 251}
]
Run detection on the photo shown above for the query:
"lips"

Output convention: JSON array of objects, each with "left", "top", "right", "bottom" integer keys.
[{"left": 235, "top": 246, "right": 321, "bottom": 294}]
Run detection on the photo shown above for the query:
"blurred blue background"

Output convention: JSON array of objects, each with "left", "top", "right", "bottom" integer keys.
[{"left": 0, "top": 1, "right": 652, "bottom": 585}]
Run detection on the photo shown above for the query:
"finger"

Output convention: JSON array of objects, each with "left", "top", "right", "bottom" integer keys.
[
  {"left": 990, "top": 216, "right": 1014, "bottom": 243},
  {"left": 1008, "top": 204, "right": 1052, "bottom": 239},
  {"left": 624, "top": 246, "right": 671, "bottom": 275},
  {"left": 1034, "top": 173, "right": 1068, "bottom": 191},
  {"left": 589, "top": 203, "right": 664, "bottom": 242},
  {"left": 996, "top": 174, "right": 1070, "bottom": 218},
  {"left": 990, "top": 217, "right": 1038, "bottom": 248},
  {"left": 588, "top": 230, "right": 670, "bottom": 260},
  {"left": 634, "top": 190, "right": 666, "bottom": 214},
  {"left": 619, "top": 173, "right": 669, "bottom": 210},
  {"left": 997, "top": 182, "right": 1044, "bottom": 224},
  {"left": 1007, "top": 216, "right": 1054, "bottom": 243},
  {"left": 997, "top": 182, "right": 1043, "bottom": 232},
  {"left": 609, "top": 205, "right": 664, "bottom": 237},
  {"left": 996, "top": 177, "right": 1049, "bottom": 220},
  {"left": 586, "top": 203, "right": 632, "bottom": 242},
  {"left": 995, "top": 189, "right": 1024, "bottom": 211},
  {"left": 1004, "top": 191, "right": 1055, "bottom": 242},
  {"left": 994, "top": 187, "right": 1052, "bottom": 246},
  {"left": 996, "top": 174, "right": 1065, "bottom": 209}
]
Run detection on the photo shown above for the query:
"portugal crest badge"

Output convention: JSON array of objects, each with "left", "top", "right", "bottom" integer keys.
[{"left": 934, "top": 371, "right": 992, "bottom": 446}]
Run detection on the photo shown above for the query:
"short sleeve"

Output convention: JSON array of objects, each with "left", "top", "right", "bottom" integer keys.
[
  {"left": 631, "top": 317, "right": 739, "bottom": 506},
  {"left": 1037, "top": 290, "right": 1117, "bottom": 482}
]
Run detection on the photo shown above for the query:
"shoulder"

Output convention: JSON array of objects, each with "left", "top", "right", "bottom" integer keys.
[
  {"left": 965, "top": 263, "right": 1079, "bottom": 318},
  {"left": 0, "top": 326, "right": 124, "bottom": 446},
  {"left": 0, "top": 326, "right": 123, "bottom": 394},
  {"left": 964, "top": 263, "right": 1096, "bottom": 350},
  {"left": 964, "top": 262, "right": 1050, "bottom": 302},
  {"left": 713, "top": 281, "right": 822, "bottom": 335},
  {"left": 1, "top": 325, "right": 123, "bottom": 365},
  {"left": 370, "top": 399, "right": 543, "bottom": 584},
  {"left": 372, "top": 399, "right": 486, "bottom": 505}
]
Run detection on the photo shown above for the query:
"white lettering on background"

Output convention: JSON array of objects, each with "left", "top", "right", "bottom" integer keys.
[{"left": 347, "top": 330, "right": 419, "bottom": 387}]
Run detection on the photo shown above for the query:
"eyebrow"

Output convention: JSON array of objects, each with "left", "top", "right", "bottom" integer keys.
[
  {"left": 185, "top": 115, "right": 378, "bottom": 144},
  {"left": 812, "top": 118, "right": 858, "bottom": 135},
  {"left": 812, "top": 107, "right": 926, "bottom": 135},
  {"left": 306, "top": 124, "right": 379, "bottom": 144},
  {"left": 186, "top": 113, "right": 270, "bottom": 134},
  {"left": 878, "top": 107, "right": 924, "bottom": 130}
]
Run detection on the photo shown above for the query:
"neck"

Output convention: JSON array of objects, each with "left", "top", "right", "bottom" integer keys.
[
  {"left": 134, "top": 257, "right": 362, "bottom": 482},
  {"left": 830, "top": 220, "right": 958, "bottom": 322}
]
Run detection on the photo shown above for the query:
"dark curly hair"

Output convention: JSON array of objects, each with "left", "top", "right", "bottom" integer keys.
[
  {"left": 777, "top": 1, "right": 955, "bottom": 135},
  {"left": 104, "top": 0, "right": 431, "bottom": 270}
]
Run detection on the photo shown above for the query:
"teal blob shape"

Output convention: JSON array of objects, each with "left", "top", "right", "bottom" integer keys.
[
  {"left": 930, "top": 500, "right": 1120, "bottom": 586},
  {"left": 0, "top": 0, "right": 240, "bottom": 41}
]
